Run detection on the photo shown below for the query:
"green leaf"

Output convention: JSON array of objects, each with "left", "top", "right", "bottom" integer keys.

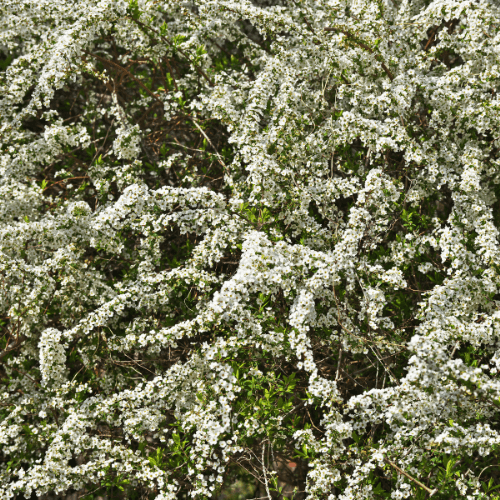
[{"left": 128, "top": 0, "right": 140, "bottom": 19}]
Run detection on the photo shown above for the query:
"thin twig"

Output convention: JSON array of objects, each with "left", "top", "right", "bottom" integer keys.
[
  {"left": 341, "top": 368, "right": 367, "bottom": 389},
  {"left": 335, "top": 347, "right": 343, "bottom": 381},
  {"left": 385, "top": 458, "right": 438, "bottom": 497},
  {"left": 370, "top": 345, "right": 400, "bottom": 386},
  {"left": 324, "top": 27, "right": 394, "bottom": 81},
  {"left": 188, "top": 116, "right": 228, "bottom": 171},
  {"left": 262, "top": 442, "right": 272, "bottom": 500},
  {"left": 0, "top": 336, "right": 25, "bottom": 362},
  {"left": 132, "top": 19, "right": 215, "bottom": 87},
  {"left": 84, "top": 51, "right": 162, "bottom": 103}
]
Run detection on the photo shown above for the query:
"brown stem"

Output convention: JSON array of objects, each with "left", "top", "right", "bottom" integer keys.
[
  {"left": 132, "top": 19, "right": 215, "bottom": 87},
  {"left": 84, "top": 52, "right": 162, "bottom": 102},
  {"left": 324, "top": 27, "right": 395, "bottom": 81},
  {"left": 424, "top": 28, "right": 438, "bottom": 51},
  {"left": 385, "top": 459, "right": 438, "bottom": 497},
  {"left": 0, "top": 336, "right": 25, "bottom": 362},
  {"left": 188, "top": 116, "right": 227, "bottom": 171}
]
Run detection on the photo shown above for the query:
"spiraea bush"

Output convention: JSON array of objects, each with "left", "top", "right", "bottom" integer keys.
[{"left": 1, "top": 0, "right": 500, "bottom": 498}]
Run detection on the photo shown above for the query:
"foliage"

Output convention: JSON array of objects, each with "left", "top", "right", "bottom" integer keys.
[{"left": 1, "top": 0, "right": 500, "bottom": 499}]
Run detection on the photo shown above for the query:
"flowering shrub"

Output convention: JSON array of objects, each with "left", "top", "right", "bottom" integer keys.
[{"left": 1, "top": 0, "right": 500, "bottom": 498}]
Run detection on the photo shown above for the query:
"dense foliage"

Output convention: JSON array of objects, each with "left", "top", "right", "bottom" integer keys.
[{"left": 1, "top": 0, "right": 500, "bottom": 498}]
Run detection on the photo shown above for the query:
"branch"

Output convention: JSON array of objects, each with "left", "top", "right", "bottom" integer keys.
[
  {"left": 424, "top": 27, "right": 438, "bottom": 51},
  {"left": 188, "top": 116, "right": 228, "bottom": 171},
  {"left": 84, "top": 52, "right": 162, "bottom": 103},
  {"left": 0, "top": 336, "right": 25, "bottom": 362},
  {"left": 262, "top": 442, "right": 272, "bottom": 500},
  {"left": 132, "top": 19, "right": 215, "bottom": 87},
  {"left": 324, "top": 27, "right": 394, "bottom": 81},
  {"left": 385, "top": 459, "right": 438, "bottom": 497}
]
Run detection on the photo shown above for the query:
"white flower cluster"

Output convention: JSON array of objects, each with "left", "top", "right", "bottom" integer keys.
[
  {"left": 38, "top": 328, "right": 67, "bottom": 387},
  {"left": 1, "top": 0, "right": 500, "bottom": 498}
]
